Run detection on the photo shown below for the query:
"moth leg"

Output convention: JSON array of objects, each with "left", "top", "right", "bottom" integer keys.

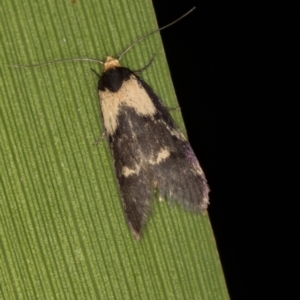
[
  {"left": 90, "top": 68, "right": 101, "bottom": 78},
  {"left": 94, "top": 131, "right": 107, "bottom": 145},
  {"left": 167, "top": 106, "right": 181, "bottom": 112},
  {"left": 132, "top": 53, "right": 156, "bottom": 75}
]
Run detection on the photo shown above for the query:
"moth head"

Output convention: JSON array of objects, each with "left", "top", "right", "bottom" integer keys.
[{"left": 104, "top": 57, "right": 121, "bottom": 71}]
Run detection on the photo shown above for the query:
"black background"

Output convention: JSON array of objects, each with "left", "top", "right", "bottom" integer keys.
[{"left": 152, "top": 1, "right": 293, "bottom": 299}]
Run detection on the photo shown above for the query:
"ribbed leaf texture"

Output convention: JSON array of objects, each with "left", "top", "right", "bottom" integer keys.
[{"left": 0, "top": 1, "right": 228, "bottom": 299}]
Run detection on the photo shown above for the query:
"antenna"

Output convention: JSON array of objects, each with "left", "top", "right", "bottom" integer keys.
[
  {"left": 9, "top": 57, "right": 104, "bottom": 68},
  {"left": 10, "top": 7, "right": 196, "bottom": 68},
  {"left": 118, "top": 7, "right": 196, "bottom": 60}
]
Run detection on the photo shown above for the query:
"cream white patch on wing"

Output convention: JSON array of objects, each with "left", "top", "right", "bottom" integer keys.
[
  {"left": 99, "top": 75, "right": 157, "bottom": 135},
  {"left": 122, "top": 165, "right": 141, "bottom": 177},
  {"left": 187, "top": 163, "right": 205, "bottom": 178},
  {"left": 170, "top": 128, "right": 186, "bottom": 141},
  {"left": 122, "top": 148, "right": 170, "bottom": 177},
  {"left": 149, "top": 148, "right": 170, "bottom": 165}
]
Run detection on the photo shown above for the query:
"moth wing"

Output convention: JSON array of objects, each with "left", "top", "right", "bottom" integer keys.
[
  {"left": 109, "top": 115, "right": 156, "bottom": 239},
  {"left": 137, "top": 75, "right": 210, "bottom": 211},
  {"left": 153, "top": 135, "right": 210, "bottom": 212},
  {"left": 100, "top": 68, "right": 209, "bottom": 238}
]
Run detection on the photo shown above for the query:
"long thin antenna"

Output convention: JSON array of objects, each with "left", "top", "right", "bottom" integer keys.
[
  {"left": 9, "top": 57, "right": 104, "bottom": 68},
  {"left": 118, "top": 7, "right": 196, "bottom": 60},
  {"left": 10, "top": 7, "right": 196, "bottom": 68}
]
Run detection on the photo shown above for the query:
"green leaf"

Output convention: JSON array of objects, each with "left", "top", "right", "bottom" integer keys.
[{"left": 0, "top": 1, "right": 229, "bottom": 299}]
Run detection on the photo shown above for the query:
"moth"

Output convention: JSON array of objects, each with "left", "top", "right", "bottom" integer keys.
[
  {"left": 96, "top": 8, "right": 209, "bottom": 239},
  {"left": 11, "top": 8, "right": 209, "bottom": 240}
]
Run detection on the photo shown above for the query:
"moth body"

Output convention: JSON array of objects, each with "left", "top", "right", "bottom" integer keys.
[{"left": 98, "top": 57, "right": 209, "bottom": 239}]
